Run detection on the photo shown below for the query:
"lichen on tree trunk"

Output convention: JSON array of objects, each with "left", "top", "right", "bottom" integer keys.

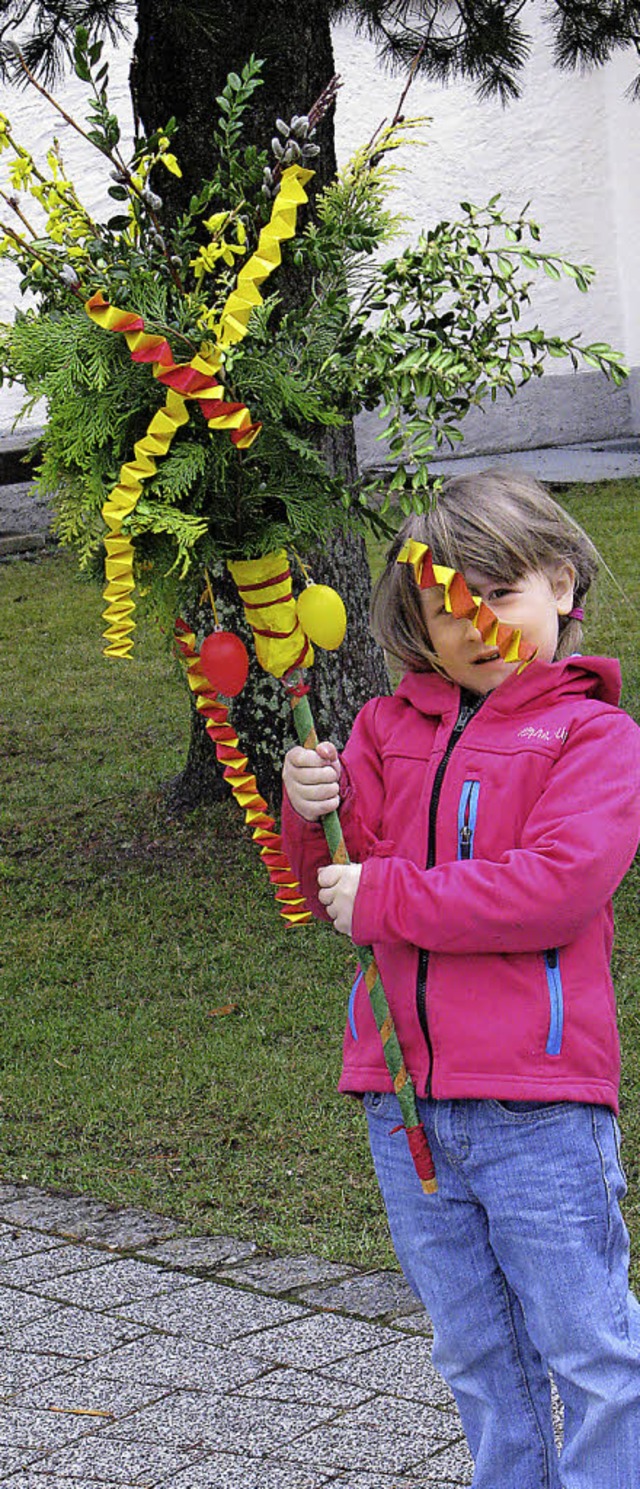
[{"left": 135, "top": 0, "right": 390, "bottom": 815}]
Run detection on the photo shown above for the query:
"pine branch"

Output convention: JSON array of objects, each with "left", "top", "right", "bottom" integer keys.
[
  {"left": 553, "top": 0, "right": 640, "bottom": 71},
  {"left": 335, "top": 0, "right": 639, "bottom": 98},
  {"left": 0, "top": 0, "right": 130, "bottom": 85}
]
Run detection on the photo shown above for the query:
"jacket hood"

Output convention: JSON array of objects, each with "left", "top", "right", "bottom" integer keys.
[{"left": 395, "top": 654, "right": 622, "bottom": 720}]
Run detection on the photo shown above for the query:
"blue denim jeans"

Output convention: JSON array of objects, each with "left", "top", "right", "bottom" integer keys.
[{"left": 364, "top": 1093, "right": 640, "bottom": 1489}]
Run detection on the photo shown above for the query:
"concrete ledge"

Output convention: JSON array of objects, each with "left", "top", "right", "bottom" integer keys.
[
  {"left": 0, "top": 429, "right": 42, "bottom": 484},
  {"left": 427, "top": 439, "right": 640, "bottom": 484},
  {"left": 0, "top": 530, "right": 46, "bottom": 556},
  {"left": 355, "top": 368, "right": 640, "bottom": 470}
]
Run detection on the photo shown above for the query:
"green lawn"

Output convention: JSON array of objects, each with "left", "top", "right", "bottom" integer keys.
[{"left": 1, "top": 478, "right": 639, "bottom": 1280}]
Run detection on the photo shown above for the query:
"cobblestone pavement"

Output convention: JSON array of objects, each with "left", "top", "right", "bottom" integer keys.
[{"left": 0, "top": 1181, "right": 473, "bottom": 1488}]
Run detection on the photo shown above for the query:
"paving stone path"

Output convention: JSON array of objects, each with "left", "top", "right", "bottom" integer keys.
[{"left": 0, "top": 1181, "right": 473, "bottom": 1488}]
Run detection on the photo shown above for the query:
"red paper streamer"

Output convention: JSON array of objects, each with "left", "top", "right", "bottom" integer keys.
[{"left": 173, "top": 618, "right": 311, "bottom": 926}]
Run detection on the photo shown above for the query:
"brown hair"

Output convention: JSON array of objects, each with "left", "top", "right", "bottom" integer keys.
[{"left": 371, "top": 468, "right": 599, "bottom": 673}]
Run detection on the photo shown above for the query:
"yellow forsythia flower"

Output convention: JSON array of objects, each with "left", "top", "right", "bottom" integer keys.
[
  {"left": 156, "top": 134, "right": 181, "bottom": 176},
  {"left": 203, "top": 210, "right": 228, "bottom": 234},
  {"left": 9, "top": 153, "right": 34, "bottom": 187},
  {"left": 159, "top": 152, "right": 182, "bottom": 178},
  {"left": 197, "top": 306, "right": 221, "bottom": 332}
]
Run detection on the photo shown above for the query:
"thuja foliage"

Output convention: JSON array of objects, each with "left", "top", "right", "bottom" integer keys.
[{"left": 0, "top": 29, "right": 627, "bottom": 622}]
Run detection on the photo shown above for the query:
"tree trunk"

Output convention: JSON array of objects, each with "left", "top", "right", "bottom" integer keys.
[
  {"left": 132, "top": 0, "right": 341, "bottom": 202},
  {"left": 133, "top": 0, "right": 389, "bottom": 812}
]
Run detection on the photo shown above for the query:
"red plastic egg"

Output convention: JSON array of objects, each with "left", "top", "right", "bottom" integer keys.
[{"left": 199, "top": 630, "right": 250, "bottom": 696}]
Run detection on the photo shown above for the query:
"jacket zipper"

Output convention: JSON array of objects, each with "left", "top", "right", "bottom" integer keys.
[
  {"left": 417, "top": 691, "right": 484, "bottom": 1095},
  {"left": 544, "top": 948, "right": 564, "bottom": 1056},
  {"left": 458, "top": 780, "right": 480, "bottom": 860}
]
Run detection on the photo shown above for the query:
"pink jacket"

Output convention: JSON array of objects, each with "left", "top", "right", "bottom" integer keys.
[{"left": 282, "top": 657, "right": 640, "bottom": 1113}]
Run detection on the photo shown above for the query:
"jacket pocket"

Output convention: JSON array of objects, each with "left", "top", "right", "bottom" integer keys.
[
  {"left": 458, "top": 780, "right": 480, "bottom": 860},
  {"left": 544, "top": 948, "right": 564, "bottom": 1056},
  {"left": 348, "top": 965, "right": 364, "bottom": 1042}
]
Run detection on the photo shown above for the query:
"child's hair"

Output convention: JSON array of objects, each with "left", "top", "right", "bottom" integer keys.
[{"left": 371, "top": 468, "right": 599, "bottom": 674}]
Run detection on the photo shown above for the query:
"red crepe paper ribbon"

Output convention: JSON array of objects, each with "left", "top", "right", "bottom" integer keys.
[
  {"left": 173, "top": 618, "right": 312, "bottom": 926},
  {"left": 85, "top": 291, "right": 262, "bottom": 448},
  {"left": 397, "top": 540, "right": 537, "bottom": 667},
  {"left": 390, "top": 1122, "right": 437, "bottom": 1190},
  {"left": 405, "top": 1124, "right": 437, "bottom": 1189}
]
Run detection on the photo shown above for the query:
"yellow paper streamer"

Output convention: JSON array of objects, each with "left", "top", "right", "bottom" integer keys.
[
  {"left": 85, "top": 293, "right": 261, "bottom": 450},
  {"left": 86, "top": 164, "right": 314, "bottom": 660},
  {"left": 85, "top": 295, "right": 260, "bottom": 658},
  {"left": 217, "top": 165, "right": 315, "bottom": 348},
  {"left": 227, "top": 549, "right": 314, "bottom": 677},
  {"left": 100, "top": 388, "right": 189, "bottom": 658}
]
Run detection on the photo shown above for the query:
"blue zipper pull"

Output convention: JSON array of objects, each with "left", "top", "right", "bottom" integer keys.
[{"left": 458, "top": 779, "right": 480, "bottom": 860}]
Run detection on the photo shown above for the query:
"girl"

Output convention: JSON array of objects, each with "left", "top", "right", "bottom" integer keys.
[{"left": 282, "top": 470, "right": 640, "bottom": 1489}]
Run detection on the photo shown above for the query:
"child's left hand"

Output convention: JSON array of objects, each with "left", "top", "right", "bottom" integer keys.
[{"left": 317, "top": 863, "right": 362, "bottom": 936}]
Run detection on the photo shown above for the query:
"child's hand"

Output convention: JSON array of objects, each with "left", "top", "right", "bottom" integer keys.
[
  {"left": 317, "top": 863, "right": 362, "bottom": 937},
  {"left": 282, "top": 740, "right": 342, "bottom": 821}
]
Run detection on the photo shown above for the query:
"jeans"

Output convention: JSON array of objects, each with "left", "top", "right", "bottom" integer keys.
[{"left": 364, "top": 1093, "right": 640, "bottom": 1489}]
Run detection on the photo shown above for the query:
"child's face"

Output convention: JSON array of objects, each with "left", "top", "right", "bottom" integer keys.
[{"left": 421, "top": 564, "right": 575, "bottom": 695}]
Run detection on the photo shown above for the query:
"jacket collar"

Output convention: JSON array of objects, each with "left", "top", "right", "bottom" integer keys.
[{"left": 395, "top": 655, "right": 622, "bottom": 721}]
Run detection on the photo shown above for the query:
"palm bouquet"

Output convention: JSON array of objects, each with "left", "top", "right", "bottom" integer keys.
[{"left": 0, "top": 28, "right": 627, "bottom": 1190}]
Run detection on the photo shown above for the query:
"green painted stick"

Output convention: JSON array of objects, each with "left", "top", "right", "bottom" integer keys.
[{"left": 284, "top": 672, "right": 437, "bottom": 1194}]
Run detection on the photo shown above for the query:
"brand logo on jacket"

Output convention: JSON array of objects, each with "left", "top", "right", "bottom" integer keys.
[{"left": 518, "top": 725, "right": 568, "bottom": 743}]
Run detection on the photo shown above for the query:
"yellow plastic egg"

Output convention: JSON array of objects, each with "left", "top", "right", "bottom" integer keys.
[{"left": 296, "top": 584, "right": 347, "bottom": 650}]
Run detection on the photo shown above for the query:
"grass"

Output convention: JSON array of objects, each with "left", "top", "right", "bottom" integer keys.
[
  {"left": 0, "top": 551, "right": 381, "bottom": 1265},
  {"left": 1, "top": 478, "right": 639, "bottom": 1280}
]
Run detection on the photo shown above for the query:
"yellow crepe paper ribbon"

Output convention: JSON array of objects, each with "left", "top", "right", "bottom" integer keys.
[
  {"left": 217, "top": 165, "right": 314, "bottom": 348},
  {"left": 86, "top": 292, "right": 262, "bottom": 449},
  {"left": 397, "top": 540, "right": 537, "bottom": 666},
  {"left": 227, "top": 549, "right": 314, "bottom": 678},
  {"left": 173, "top": 618, "right": 311, "bottom": 926},
  {"left": 98, "top": 387, "right": 190, "bottom": 657}
]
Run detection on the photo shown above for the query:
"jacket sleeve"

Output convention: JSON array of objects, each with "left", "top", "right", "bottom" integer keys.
[
  {"left": 352, "top": 708, "right": 640, "bottom": 954},
  {"left": 281, "top": 697, "right": 388, "bottom": 920}
]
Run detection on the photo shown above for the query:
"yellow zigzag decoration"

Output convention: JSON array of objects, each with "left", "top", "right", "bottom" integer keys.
[
  {"left": 397, "top": 540, "right": 537, "bottom": 666},
  {"left": 101, "top": 388, "right": 189, "bottom": 658},
  {"left": 217, "top": 164, "right": 314, "bottom": 347}
]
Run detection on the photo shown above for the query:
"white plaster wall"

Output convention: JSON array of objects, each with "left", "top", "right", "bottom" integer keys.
[
  {"left": 332, "top": 10, "right": 638, "bottom": 357},
  {"left": 1, "top": 4, "right": 638, "bottom": 439},
  {"left": 603, "top": 53, "right": 640, "bottom": 365},
  {"left": 0, "top": 31, "right": 134, "bottom": 433},
  {"left": 331, "top": 9, "right": 640, "bottom": 455}
]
